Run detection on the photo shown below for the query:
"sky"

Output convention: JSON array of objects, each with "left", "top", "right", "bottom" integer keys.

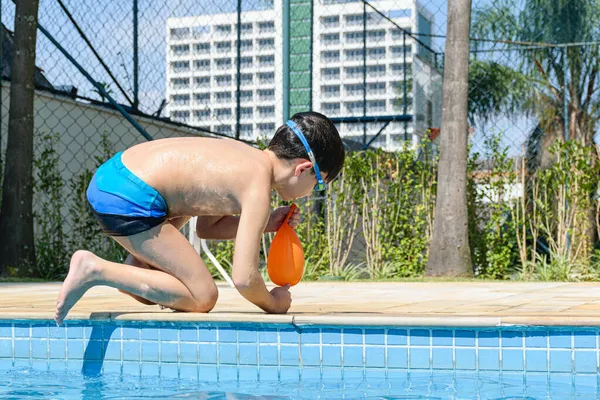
[{"left": 0, "top": 0, "right": 531, "bottom": 157}]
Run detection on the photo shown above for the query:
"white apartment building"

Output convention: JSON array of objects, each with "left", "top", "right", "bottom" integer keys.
[{"left": 165, "top": 0, "right": 441, "bottom": 150}]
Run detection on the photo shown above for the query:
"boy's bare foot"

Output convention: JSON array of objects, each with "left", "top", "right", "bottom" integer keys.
[{"left": 54, "top": 250, "right": 101, "bottom": 325}]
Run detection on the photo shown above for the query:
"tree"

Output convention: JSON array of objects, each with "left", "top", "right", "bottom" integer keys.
[
  {"left": 425, "top": 0, "right": 473, "bottom": 276},
  {"left": 468, "top": 0, "right": 600, "bottom": 259},
  {"left": 0, "top": 0, "right": 40, "bottom": 274}
]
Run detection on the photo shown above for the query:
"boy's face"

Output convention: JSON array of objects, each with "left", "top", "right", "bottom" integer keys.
[{"left": 276, "top": 161, "right": 328, "bottom": 201}]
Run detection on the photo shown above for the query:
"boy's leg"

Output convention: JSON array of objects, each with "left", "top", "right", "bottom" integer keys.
[
  {"left": 55, "top": 221, "right": 218, "bottom": 325},
  {"left": 118, "top": 216, "right": 192, "bottom": 306}
]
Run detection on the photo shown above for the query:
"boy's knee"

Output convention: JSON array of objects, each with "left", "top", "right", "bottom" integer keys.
[{"left": 192, "top": 285, "right": 218, "bottom": 312}]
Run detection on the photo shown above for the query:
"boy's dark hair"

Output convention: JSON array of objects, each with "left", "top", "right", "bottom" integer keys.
[{"left": 268, "top": 111, "right": 345, "bottom": 183}]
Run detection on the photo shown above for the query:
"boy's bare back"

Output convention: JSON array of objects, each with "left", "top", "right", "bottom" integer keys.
[{"left": 122, "top": 137, "right": 273, "bottom": 218}]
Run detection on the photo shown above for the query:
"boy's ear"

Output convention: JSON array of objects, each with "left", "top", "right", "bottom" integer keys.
[{"left": 294, "top": 159, "right": 313, "bottom": 177}]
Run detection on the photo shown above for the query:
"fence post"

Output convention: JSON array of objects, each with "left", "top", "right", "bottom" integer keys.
[
  {"left": 282, "top": 0, "right": 290, "bottom": 123},
  {"left": 403, "top": 31, "right": 408, "bottom": 141},
  {"left": 235, "top": 0, "right": 242, "bottom": 139},
  {"left": 362, "top": 1, "right": 367, "bottom": 146},
  {"left": 133, "top": 0, "right": 139, "bottom": 109},
  {"left": 563, "top": 45, "right": 570, "bottom": 254}
]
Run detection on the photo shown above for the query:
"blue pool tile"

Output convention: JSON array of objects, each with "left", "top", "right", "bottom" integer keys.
[
  {"left": 199, "top": 344, "right": 217, "bottom": 364},
  {"left": 180, "top": 327, "right": 198, "bottom": 342},
  {"left": 81, "top": 362, "right": 103, "bottom": 376},
  {"left": 410, "top": 329, "right": 430, "bottom": 346},
  {"left": 322, "top": 328, "right": 342, "bottom": 345},
  {"left": 102, "top": 361, "right": 121, "bottom": 375},
  {"left": 525, "top": 331, "right": 547, "bottom": 348},
  {"left": 549, "top": 330, "right": 571, "bottom": 348},
  {"left": 365, "top": 329, "right": 385, "bottom": 345},
  {"left": 455, "top": 348, "right": 476, "bottom": 370},
  {"left": 549, "top": 372, "right": 571, "bottom": 389},
  {"left": 180, "top": 343, "right": 197, "bottom": 363},
  {"left": 301, "top": 367, "right": 321, "bottom": 380},
  {"left": 525, "top": 350, "right": 547, "bottom": 372},
  {"left": 31, "top": 339, "right": 48, "bottom": 359},
  {"left": 343, "top": 368, "right": 364, "bottom": 380},
  {"left": 574, "top": 351, "right": 597, "bottom": 373},
  {"left": 199, "top": 365, "right": 218, "bottom": 381},
  {"left": 0, "top": 339, "right": 12, "bottom": 358},
  {"left": 366, "top": 347, "right": 385, "bottom": 368},
  {"left": 280, "top": 345, "right": 299, "bottom": 366},
  {"left": 104, "top": 340, "right": 121, "bottom": 361},
  {"left": 141, "top": 363, "right": 159, "bottom": 377},
  {"left": 67, "top": 340, "right": 84, "bottom": 359},
  {"left": 502, "top": 331, "right": 523, "bottom": 347},
  {"left": 574, "top": 331, "right": 596, "bottom": 348},
  {"left": 101, "top": 325, "right": 119, "bottom": 340},
  {"left": 66, "top": 325, "right": 84, "bottom": 339},
  {"left": 48, "top": 360, "right": 66, "bottom": 372},
  {"left": 239, "top": 366, "right": 258, "bottom": 381},
  {"left": 84, "top": 341, "right": 103, "bottom": 361},
  {"left": 280, "top": 367, "right": 299, "bottom": 381},
  {"left": 322, "top": 367, "right": 342, "bottom": 380},
  {"left": 387, "top": 347, "right": 407, "bottom": 368},
  {"left": 365, "top": 368, "right": 385, "bottom": 381},
  {"left": 502, "top": 349, "right": 524, "bottom": 371},
  {"left": 163, "top": 343, "right": 181, "bottom": 364},
  {"left": 239, "top": 344, "right": 257, "bottom": 365},
  {"left": 260, "top": 345, "right": 278, "bottom": 366},
  {"left": 550, "top": 350, "right": 572, "bottom": 372},
  {"left": 48, "top": 325, "right": 65, "bottom": 340},
  {"left": 160, "top": 327, "right": 179, "bottom": 342},
  {"left": 343, "top": 328, "right": 362, "bottom": 345},
  {"left": 432, "top": 348, "right": 453, "bottom": 369},
  {"left": 31, "top": 324, "right": 48, "bottom": 338},
  {"left": 300, "top": 345, "right": 319, "bottom": 366},
  {"left": 0, "top": 323, "right": 12, "bottom": 338},
  {"left": 121, "top": 326, "right": 139, "bottom": 340},
  {"left": 123, "top": 362, "right": 140, "bottom": 377},
  {"left": 525, "top": 372, "right": 548, "bottom": 387},
  {"left": 14, "top": 359, "right": 31, "bottom": 368},
  {"left": 574, "top": 374, "right": 597, "bottom": 393},
  {"left": 219, "top": 343, "right": 237, "bottom": 365},
  {"left": 141, "top": 327, "right": 158, "bottom": 340},
  {"left": 478, "top": 331, "right": 500, "bottom": 347},
  {"left": 259, "top": 366, "right": 279, "bottom": 381},
  {"left": 455, "top": 330, "right": 476, "bottom": 347},
  {"left": 199, "top": 327, "right": 217, "bottom": 342},
  {"left": 342, "top": 346, "right": 363, "bottom": 367},
  {"left": 66, "top": 360, "right": 82, "bottom": 372},
  {"left": 280, "top": 328, "right": 299, "bottom": 344},
  {"left": 219, "top": 365, "right": 238, "bottom": 382},
  {"left": 322, "top": 346, "right": 341, "bottom": 366},
  {"left": 219, "top": 328, "right": 237, "bottom": 343},
  {"left": 14, "top": 324, "right": 30, "bottom": 338},
  {"left": 160, "top": 363, "right": 178, "bottom": 379},
  {"left": 258, "top": 328, "right": 278, "bottom": 344},
  {"left": 388, "top": 329, "right": 407, "bottom": 346},
  {"left": 141, "top": 341, "right": 159, "bottom": 362},
  {"left": 237, "top": 328, "right": 258, "bottom": 343},
  {"left": 409, "top": 348, "right": 429, "bottom": 369},
  {"left": 123, "top": 341, "right": 140, "bottom": 362},
  {"left": 14, "top": 339, "right": 30, "bottom": 359},
  {"left": 301, "top": 328, "right": 320, "bottom": 344},
  {"left": 180, "top": 364, "right": 198, "bottom": 380},
  {"left": 479, "top": 349, "right": 499, "bottom": 370},
  {"left": 432, "top": 330, "right": 452, "bottom": 346}
]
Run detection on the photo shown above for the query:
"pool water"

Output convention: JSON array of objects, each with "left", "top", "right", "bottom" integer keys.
[{"left": 1, "top": 367, "right": 597, "bottom": 399}]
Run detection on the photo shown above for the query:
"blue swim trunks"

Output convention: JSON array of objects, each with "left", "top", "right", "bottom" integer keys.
[{"left": 86, "top": 152, "right": 168, "bottom": 236}]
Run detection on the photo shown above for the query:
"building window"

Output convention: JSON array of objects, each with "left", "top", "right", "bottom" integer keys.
[
  {"left": 321, "top": 85, "right": 340, "bottom": 98},
  {"left": 171, "top": 94, "right": 189, "bottom": 106},
  {"left": 240, "top": 40, "right": 253, "bottom": 52},
  {"left": 215, "top": 41, "right": 232, "bottom": 53},
  {"left": 171, "top": 110, "right": 189, "bottom": 122},
  {"left": 321, "top": 33, "right": 340, "bottom": 45},
  {"left": 391, "top": 28, "right": 411, "bottom": 40},
  {"left": 322, "top": 0, "right": 360, "bottom": 4},
  {"left": 258, "top": 123, "right": 275, "bottom": 133},
  {"left": 320, "top": 16, "right": 339, "bottom": 28},
  {"left": 215, "top": 58, "right": 232, "bottom": 70},
  {"left": 215, "top": 75, "right": 232, "bottom": 87},
  {"left": 258, "top": 89, "right": 275, "bottom": 101},
  {"left": 215, "top": 108, "right": 233, "bottom": 119},
  {"left": 344, "top": 32, "right": 363, "bottom": 44},
  {"left": 368, "top": 47, "right": 386, "bottom": 60},
  {"left": 258, "top": 21, "right": 275, "bottom": 33},
  {"left": 367, "top": 12, "right": 385, "bottom": 25},
  {"left": 258, "top": 72, "right": 275, "bottom": 84},
  {"left": 240, "top": 56, "right": 253, "bottom": 68},
  {"left": 367, "top": 82, "right": 386, "bottom": 94},
  {"left": 344, "top": 14, "right": 363, "bottom": 26},
  {"left": 258, "top": 38, "right": 275, "bottom": 50},
  {"left": 344, "top": 49, "right": 363, "bottom": 61},
  {"left": 391, "top": 63, "right": 412, "bottom": 75},
  {"left": 215, "top": 91, "right": 232, "bottom": 103},
  {"left": 170, "top": 61, "right": 190, "bottom": 73},
  {"left": 194, "top": 93, "right": 210, "bottom": 103},
  {"left": 169, "top": 27, "right": 189, "bottom": 40},
  {"left": 194, "top": 77, "right": 210, "bottom": 88},
  {"left": 240, "top": 74, "right": 253, "bottom": 86},
  {"left": 367, "top": 30, "right": 386, "bottom": 42},
  {"left": 170, "top": 78, "right": 189, "bottom": 89},
  {"left": 194, "top": 43, "right": 210, "bottom": 53},
  {"left": 322, "top": 67, "right": 340, "bottom": 80},
  {"left": 344, "top": 66, "right": 363, "bottom": 79},
  {"left": 240, "top": 90, "right": 253, "bottom": 102},
  {"left": 321, "top": 50, "right": 340, "bottom": 62},
  {"left": 258, "top": 106, "right": 275, "bottom": 118},
  {"left": 170, "top": 45, "right": 190, "bottom": 56},
  {"left": 215, "top": 124, "right": 232, "bottom": 134},
  {"left": 240, "top": 107, "right": 253, "bottom": 119},
  {"left": 344, "top": 84, "right": 363, "bottom": 96},
  {"left": 194, "top": 109, "right": 210, "bottom": 119},
  {"left": 321, "top": 102, "right": 341, "bottom": 115},
  {"left": 239, "top": 124, "right": 253, "bottom": 137},
  {"left": 391, "top": 46, "right": 412, "bottom": 57},
  {"left": 194, "top": 59, "right": 210, "bottom": 70},
  {"left": 258, "top": 55, "right": 275, "bottom": 67},
  {"left": 192, "top": 25, "right": 209, "bottom": 38},
  {"left": 240, "top": 23, "right": 253, "bottom": 34},
  {"left": 215, "top": 25, "right": 232, "bottom": 35},
  {"left": 344, "top": 101, "right": 363, "bottom": 114},
  {"left": 367, "top": 65, "right": 385, "bottom": 76},
  {"left": 367, "top": 100, "right": 386, "bottom": 113}
]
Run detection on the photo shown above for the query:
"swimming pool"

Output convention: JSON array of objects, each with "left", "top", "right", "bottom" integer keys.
[{"left": 1, "top": 320, "right": 599, "bottom": 398}]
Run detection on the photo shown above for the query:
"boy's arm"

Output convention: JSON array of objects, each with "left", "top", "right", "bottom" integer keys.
[
  {"left": 196, "top": 215, "right": 240, "bottom": 240},
  {"left": 230, "top": 194, "right": 291, "bottom": 314}
]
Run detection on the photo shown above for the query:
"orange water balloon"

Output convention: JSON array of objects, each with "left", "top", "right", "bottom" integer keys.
[{"left": 267, "top": 203, "right": 305, "bottom": 286}]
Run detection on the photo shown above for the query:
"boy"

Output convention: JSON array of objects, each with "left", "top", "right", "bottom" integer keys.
[{"left": 55, "top": 112, "right": 345, "bottom": 325}]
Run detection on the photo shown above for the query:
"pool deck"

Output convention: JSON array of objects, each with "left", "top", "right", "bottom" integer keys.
[{"left": 1, "top": 281, "right": 600, "bottom": 326}]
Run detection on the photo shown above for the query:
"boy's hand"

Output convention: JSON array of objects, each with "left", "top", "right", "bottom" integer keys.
[
  {"left": 265, "top": 206, "right": 300, "bottom": 232},
  {"left": 268, "top": 284, "right": 292, "bottom": 314}
]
